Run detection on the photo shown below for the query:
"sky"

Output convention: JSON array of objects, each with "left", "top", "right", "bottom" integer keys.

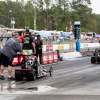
[
  {"left": 0, "top": 0, "right": 100, "bottom": 14},
  {"left": 89, "top": 0, "right": 100, "bottom": 14}
]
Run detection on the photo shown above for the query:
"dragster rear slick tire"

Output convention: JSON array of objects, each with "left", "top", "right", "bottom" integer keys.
[
  {"left": 91, "top": 57, "right": 95, "bottom": 64},
  {"left": 15, "top": 71, "right": 23, "bottom": 81},
  {"left": 27, "top": 69, "right": 36, "bottom": 81}
]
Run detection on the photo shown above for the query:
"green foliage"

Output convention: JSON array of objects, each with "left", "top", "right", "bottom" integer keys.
[
  {"left": 81, "top": 27, "right": 89, "bottom": 32},
  {"left": 61, "top": 22, "right": 66, "bottom": 31},
  {"left": 0, "top": 0, "right": 100, "bottom": 34}
]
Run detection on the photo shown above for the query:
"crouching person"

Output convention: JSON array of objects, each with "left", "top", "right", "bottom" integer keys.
[{"left": 0, "top": 36, "right": 30, "bottom": 80}]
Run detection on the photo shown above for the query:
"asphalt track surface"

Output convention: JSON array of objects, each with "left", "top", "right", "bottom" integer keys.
[{"left": 1, "top": 47, "right": 100, "bottom": 100}]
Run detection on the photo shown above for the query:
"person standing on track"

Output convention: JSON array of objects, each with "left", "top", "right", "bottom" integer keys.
[
  {"left": 31, "top": 33, "right": 37, "bottom": 53},
  {"left": 35, "top": 35, "right": 43, "bottom": 66},
  {"left": 21, "top": 29, "right": 36, "bottom": 55},
  {"left": 0, "top": 36, "right": 30, "bottom": 80}
]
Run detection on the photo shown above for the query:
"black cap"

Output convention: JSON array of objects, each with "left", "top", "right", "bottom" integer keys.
[
  {"left": 37, "top": 35, "right": 40, "bottom": 37},
  {"left": 26, "top": 29, "right": 29, "bottom": 33}
]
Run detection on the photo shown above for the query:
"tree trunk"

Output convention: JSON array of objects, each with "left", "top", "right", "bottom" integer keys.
[
  {"left": 7, "top": 6, "right": 9, "bottom": 28},
  {"left": 46, "top": 11, "right": 48, "bottom": 30}
]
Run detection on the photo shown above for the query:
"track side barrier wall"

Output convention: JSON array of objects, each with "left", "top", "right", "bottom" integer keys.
[
  {"left": 7, "top": 43, "right": 100, "bottom": 66},
  {"left": 60, "top": 52, "right": 82, "bottom": 60},
  {"left": 43, "top": 43, "right": 100, "bottom": 52}
]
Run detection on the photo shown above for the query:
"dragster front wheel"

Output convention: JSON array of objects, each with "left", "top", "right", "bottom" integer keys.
[{"left": 49, "top": 67, "right": 53, "bottom": 76}]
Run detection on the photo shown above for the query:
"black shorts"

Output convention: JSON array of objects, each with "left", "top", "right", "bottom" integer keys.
[{"left": 0, "top": 53, "right": 12, "bottom": 66}]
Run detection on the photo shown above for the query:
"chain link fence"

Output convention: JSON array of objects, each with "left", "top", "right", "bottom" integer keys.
[{"left": 43, "top": 39, "right": 99, "bottom": 45}]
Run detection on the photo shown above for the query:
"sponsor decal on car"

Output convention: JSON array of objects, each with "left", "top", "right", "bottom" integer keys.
[
  {"left": 19, "top": 56, "right": 23, "bottom": 64},
  {"left": 12, "top": 57, "right": 18, "bottom": 65}
]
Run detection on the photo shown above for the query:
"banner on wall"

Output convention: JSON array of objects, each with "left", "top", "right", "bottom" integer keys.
[
  {"left": 69, "top": 44, "right": 74, "bottom": 49},
  {"left": 48, "top": 52, "right": 53, "bottom": 64},
  {"left": 84, "top": 43, "right": 88, "bottom": 47},
  {"left": 54, "top": 52, "right": 58, "bottom": 63},
  {"left": 42, "top": 53, "right": 48, "bottom": 64},
  {"left": 53, "top": 45, "right": 58, "bottom": 51},
  {"left": 46, "top": 45, "right": 53, "bottom": 51},
  {"left": 58, "top": 45, "right": 64, "bottom": 50},
  {"left": 64, "top": 44, "right": 69, "bottom": 50}
]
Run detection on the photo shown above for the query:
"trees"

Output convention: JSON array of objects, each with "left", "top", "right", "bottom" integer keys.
[
  {"left": 0, "top": 0, "right": 100, "bottom": 34},
  {"left": 0, "top": 1, "right": 7, "bottom": 26}
]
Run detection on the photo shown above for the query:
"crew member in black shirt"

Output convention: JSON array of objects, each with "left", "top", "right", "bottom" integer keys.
[
  {"left": 35, "top": 35, "right": 43, "bottom": 65},
  {"left": 21, "top": 29, "right": 36, "bottom": 55}
]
